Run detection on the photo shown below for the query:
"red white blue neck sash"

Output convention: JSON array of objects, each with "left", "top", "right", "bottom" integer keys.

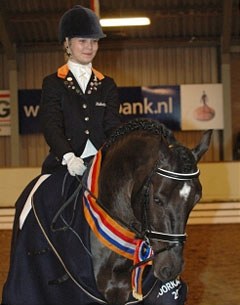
[{"left": 82, "top": 150, "right": 153, "bottom": 300}]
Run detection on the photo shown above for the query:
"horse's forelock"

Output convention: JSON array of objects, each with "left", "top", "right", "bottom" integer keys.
[{"left": 172, "top": 145, "right": 197, "bottom": 173}]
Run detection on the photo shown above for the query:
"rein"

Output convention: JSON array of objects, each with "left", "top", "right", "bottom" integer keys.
[{"left": 51, "top": 153, "right": 199, "bottom": 257}]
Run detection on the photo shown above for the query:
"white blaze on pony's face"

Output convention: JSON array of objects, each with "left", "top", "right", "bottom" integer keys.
[{"left": 179, "top": 182, "right": 191, "bottom": 201}]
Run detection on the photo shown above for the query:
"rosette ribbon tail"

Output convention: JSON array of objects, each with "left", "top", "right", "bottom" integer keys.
[{"left": 132, "top": 240, "right": 153, "bottom": 300}]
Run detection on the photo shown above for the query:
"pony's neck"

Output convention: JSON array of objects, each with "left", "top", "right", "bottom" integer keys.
[{"left": 99, "top": 136, "right": 160, "bottom": 228}]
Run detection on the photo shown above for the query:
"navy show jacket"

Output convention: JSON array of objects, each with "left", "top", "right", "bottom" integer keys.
[{"left": 39, "top": 64, "right": 121, "bottom": 174}]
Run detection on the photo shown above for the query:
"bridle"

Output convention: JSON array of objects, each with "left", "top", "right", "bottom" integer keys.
[
  {"left": 131, "top": 163, "right": 200, "bottom": 268},
  {"left": 142, "top": 165, "right": 200, "bottom": 242}
]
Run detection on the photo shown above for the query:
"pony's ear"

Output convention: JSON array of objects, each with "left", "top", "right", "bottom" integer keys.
[
  {"left": 192, "top": 129, "right": 213, "bottom": 162},
  {"left": 161, "top": 125, "right": 178, "bottom": 146}
]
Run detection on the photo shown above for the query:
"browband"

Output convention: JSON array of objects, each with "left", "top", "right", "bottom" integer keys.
[{"left": 156, "top": 168, "right": 200, "bottom": 180}]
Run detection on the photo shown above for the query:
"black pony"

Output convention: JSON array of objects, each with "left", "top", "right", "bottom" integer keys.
[{"left": 1, "top": 119, "right": 212, "bottom": 305}]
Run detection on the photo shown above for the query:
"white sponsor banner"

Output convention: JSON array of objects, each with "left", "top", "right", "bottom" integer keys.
[
  {"left": 180, "top": 84, "right": 224, "bottom": 130},
  {"left": 0, "top": 90, "right": 11, "bottom": 136}
]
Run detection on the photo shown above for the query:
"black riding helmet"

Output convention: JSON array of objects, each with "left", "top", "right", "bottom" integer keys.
[{"left": 58, "top": 5, "right": 106, "bottom": 44}]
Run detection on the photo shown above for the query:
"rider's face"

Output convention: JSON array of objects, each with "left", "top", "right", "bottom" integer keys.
[{"left": 66, "top": 38, "right": 99, "bottom": 65}]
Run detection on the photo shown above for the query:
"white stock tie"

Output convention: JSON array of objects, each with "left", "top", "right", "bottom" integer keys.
[
  {"left": 79, "top": 65, "right": 91, "bottom": 92},
  {"left": 67, "top": 60, "right": 92, "bottom": 93}
]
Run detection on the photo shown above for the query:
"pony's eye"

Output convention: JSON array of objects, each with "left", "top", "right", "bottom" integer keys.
[{"left": 153, "top": 197, "right": 162, "bottom": 205}]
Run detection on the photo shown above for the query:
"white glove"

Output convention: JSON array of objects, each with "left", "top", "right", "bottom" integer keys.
[{"left": 62, "top": 152, "right": 86, "bottom": 176}]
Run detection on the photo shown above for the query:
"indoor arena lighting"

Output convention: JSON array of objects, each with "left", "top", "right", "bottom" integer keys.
[{"left": 100, "top": 17, "right": 151, "bottom": 27}]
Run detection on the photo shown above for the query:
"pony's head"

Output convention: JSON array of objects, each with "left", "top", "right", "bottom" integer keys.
[
  {"left": 99, "top": 118, "right": 212, "bottom": 282},
  {"left": 134, "top": 128, "right": 212, "bottom": 281}
]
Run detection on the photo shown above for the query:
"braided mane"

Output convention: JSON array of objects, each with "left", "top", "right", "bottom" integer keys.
[
  {"left": 104, "top": 118, "right": 174, "bottom": 150},
  {"left": 104, "top": 118, "right": 196, "bottom": 173}
]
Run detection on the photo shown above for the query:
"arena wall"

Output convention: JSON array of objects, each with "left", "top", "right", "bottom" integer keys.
[{"left": 0, "top": 162, "right": 240, "bottom": 228}]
